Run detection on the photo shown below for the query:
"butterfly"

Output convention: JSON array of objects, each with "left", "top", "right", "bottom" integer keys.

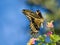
[{"left": 22, "top": 9, "right": 44, "bottom": 37}]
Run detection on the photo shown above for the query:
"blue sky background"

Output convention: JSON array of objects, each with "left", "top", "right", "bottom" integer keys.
[{"left": 0, "top": 0, "right": 60, "bottom": 45}]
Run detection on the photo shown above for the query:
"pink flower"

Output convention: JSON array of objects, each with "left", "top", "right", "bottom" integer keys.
[
  {"left": 28, "top": 38, "right": 37, "bottom": 45},
  {"left": 31, "top": 38, "right": 36, "bottom": 44},
  {"left": 46, "top": 31, "right": 52, "bottom": 36},
  {"left": 47, "top": 20, "right": 54, "bottom": 28}
]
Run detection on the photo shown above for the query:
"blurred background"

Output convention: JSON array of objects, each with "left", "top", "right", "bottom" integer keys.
[{"left": 0, "top": 0, "right": 60, "bottom": 45}]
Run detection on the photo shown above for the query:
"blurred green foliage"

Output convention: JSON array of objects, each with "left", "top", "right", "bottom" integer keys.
[
  {"left": 36, "top": 34, "right": 60, "bottom": 45},
  {"left": 27, "top": 0, "right": 60, "bottom": 21}
]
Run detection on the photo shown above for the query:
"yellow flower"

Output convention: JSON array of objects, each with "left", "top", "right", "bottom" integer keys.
[{"left": 50, "top": 34, "right": 55, "bottom": 40}]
